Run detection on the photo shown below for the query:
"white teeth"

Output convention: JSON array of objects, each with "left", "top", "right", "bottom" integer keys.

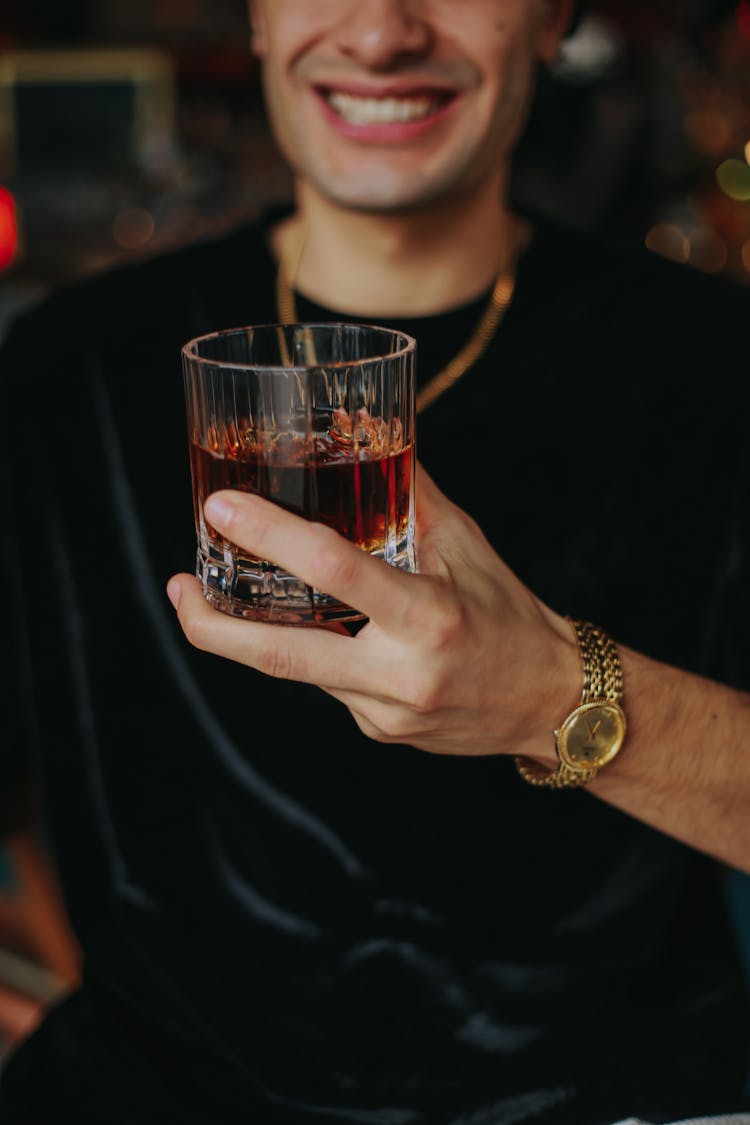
[{"left": 327, "top": 91, "right": 439, "bottom": 125}]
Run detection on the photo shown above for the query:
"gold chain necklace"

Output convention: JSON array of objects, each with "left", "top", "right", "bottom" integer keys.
[{"left": 275, "top": 219, "right": 517, "bottom": 414}]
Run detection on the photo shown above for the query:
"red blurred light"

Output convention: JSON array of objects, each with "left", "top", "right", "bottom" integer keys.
[
  {"left": 0, "top": 187, "right": 19, "bottom": 271},
  {"left": 738, "top": 1, "right": 750, "bottom": 38}
]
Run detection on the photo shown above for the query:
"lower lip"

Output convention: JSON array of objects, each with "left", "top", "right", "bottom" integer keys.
[{"left": 314, "top": 90, "right": 459, "bottom": 143}]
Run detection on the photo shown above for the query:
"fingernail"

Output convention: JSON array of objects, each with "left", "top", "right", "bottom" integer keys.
[
  {"left": 166, "top": 579, "right": 181, "bottom": 610},
  {"left": 204, "top": 494, "right": 234, "bottom": 526}
]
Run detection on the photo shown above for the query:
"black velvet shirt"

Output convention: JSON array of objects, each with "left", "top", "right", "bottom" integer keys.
[{"left": 1, "top": 206, "right": 749, "bottom": 1124}]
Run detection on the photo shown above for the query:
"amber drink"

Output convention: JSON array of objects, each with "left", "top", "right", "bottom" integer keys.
[{"left": 182, "top": 324, "right": 416, "bottom": 625}]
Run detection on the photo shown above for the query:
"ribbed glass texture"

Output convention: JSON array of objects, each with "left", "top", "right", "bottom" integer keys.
[{"left": 181, "top": 323, "right": 416, "bottom": 626}]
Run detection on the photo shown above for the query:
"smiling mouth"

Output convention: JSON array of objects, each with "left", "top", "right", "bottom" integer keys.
[{"left": 321, "top": 89, "right": 454, "bottom": 126}]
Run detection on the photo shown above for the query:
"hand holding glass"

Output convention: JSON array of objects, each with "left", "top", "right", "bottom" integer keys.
[{"left": 181, "top": 323, "right": 417, "bottom": 626}]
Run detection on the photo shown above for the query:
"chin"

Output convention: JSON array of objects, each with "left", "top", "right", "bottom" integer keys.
[{"left": 309, "top": 166, "right": 475, "bottom": 216}]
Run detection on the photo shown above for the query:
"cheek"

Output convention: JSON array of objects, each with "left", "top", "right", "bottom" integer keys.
[
  {"left": 259, "top": 60, "right": 302, "bottom": 170},
  {"left": 264, "top": 3, "right": 331, "bottom": 59},
  {"left": 482, "top": 22, "right": 542, "bottom": 113}
]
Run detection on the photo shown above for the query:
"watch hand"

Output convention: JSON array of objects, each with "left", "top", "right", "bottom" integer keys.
[{"left": 583, "top": 716, "right": 602, "bottom": 740}]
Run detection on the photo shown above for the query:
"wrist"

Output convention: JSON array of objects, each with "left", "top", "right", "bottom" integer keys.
[
  {"left": 514, "top": 617, "right": 628, "bottom": 788},
  {"left": 513, "top": 610, "right": 580, "bottom": 768}
]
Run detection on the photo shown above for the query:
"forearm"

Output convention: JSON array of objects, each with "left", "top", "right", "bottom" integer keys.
[
  {"left": 168, "top": 484, "right": 750, "bottom": 874},
  {"left": 532, "top": 644, "right": 750, "bottom": 874}
]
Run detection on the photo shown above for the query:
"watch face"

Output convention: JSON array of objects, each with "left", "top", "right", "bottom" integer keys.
[{"left": 557, "top": 701, "right": 627, "bottom": 771}]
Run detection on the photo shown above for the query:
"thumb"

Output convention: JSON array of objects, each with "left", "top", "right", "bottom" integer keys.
[{"left": 415, "top": 460, "right": 461, "bottom": 534}]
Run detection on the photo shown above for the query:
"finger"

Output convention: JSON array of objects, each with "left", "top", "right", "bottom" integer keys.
[
  {"left": 167, "top": 572, "right": 382, "bottom": 692},
  {"left": 340, "top": 705, "right": 384, "bottom": 744},
  {"left": 167, "top": 572, "right": 351, "bottom": 684},
  {"left": 414, "top": 459, "right": 442, "bottom": 505},
  {"left": 203, "top": 491, "right": 428, "bottom": 633},
  {"left": 326, "top": 687, "right": 464, "bottom": 757},
  {"left": 324, "top": 688, "right": 406, "bottom": 739}
]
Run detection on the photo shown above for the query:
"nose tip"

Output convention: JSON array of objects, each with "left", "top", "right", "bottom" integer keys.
[{"left": 333, "top": 1, "right": 434, "bottom": 70}]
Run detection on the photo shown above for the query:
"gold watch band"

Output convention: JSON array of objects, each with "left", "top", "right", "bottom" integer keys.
[
  {"left": 514, "top": 619, "right": 625, "bottom": 789},
  {"left": 576, "top": 619, "right": 623, "bottom": 705}
]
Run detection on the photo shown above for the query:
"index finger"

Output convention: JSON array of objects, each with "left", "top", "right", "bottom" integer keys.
[{"left": 203, "top": 491, "right": 423, "bottom": 633}]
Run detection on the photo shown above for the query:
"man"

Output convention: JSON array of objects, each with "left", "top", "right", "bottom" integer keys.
[{"left": 1, "top": 2, "right": 749, "bottom": 1123}]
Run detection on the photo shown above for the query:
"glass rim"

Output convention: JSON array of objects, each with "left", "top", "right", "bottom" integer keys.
[{"left": 181, "top": 321, "right": 417, "bottom": 372}]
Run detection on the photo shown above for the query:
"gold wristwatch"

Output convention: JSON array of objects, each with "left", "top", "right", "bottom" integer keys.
[{"left": 514, "top": 619, "right": 627, "bottom": 789}]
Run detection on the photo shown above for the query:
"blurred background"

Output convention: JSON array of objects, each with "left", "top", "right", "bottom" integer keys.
[
  {"left": 0, "top": 0, "right": 749, "bottom": 1070},
  {"left": 1, "top": 0, "right": 750, "bottom": 347}
]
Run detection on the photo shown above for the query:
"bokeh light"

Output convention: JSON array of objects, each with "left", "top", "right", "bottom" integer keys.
[
  {"left": 112, "top": 206, "right": 156, "bottom": 250},
  {"left": 645, "top": 223, "right": 689, "bottom": 264},
  {"left": 688, "top": 227, "right": 728, "bottom": 273},
  {"left": 684, "top": 110, "right": 733, "bottom": 157},
  {"left": 738, "top": 0, "right": 750, "bottom": 39},
  {"left": 716, "top": 158, "right": 750, "bottom": 201},
  {"left": 0, "top": 188, "right": 19, "bottom": 272}
]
